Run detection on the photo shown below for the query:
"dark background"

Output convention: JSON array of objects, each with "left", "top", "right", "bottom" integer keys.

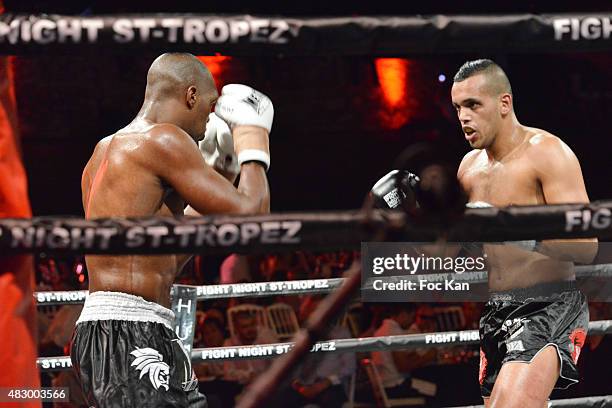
[{"left": 13, "top": 52, "right": 612, "bottom": 216}]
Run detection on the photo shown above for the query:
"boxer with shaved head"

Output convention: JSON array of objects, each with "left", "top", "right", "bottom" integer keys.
[{"left": 71, "top": 53, "right": 273, "bottom": 408}]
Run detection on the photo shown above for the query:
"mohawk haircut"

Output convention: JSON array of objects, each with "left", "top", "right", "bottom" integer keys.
[{"left": 453, "top": 59, "right": 513, "bottom": 96}]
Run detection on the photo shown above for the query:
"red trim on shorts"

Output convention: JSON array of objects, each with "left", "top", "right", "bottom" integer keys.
[
  {"left": 569, "top": 328, "right": 587, "bottom": 364},
  {"left": 479, "top": 348, "right": 487, "bottom": 385}
]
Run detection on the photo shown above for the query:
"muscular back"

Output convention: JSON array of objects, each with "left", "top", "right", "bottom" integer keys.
[
  {"left": 83, "top": 125, "right": 191, "bottom": 307},
  {"left": 458, "top": 127, "right": 589, "bottom": 291}
]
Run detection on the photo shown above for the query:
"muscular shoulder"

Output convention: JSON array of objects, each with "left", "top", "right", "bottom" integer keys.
[
  {"left": 526, "top": 128, "right": 561, "bottom": 150},
  {"left": 457, "top": 149, "right": 483, "bottom": 179},
  {"left": 145, "top": 123, "right": 195, "bottom": 154},
  {"left": 139, "top": 124, "right": 204, "bottom": 178},
  {"left": 525, "top": 128, "right": 576, "bottom": 163},
  {"left": 97, "top": 135, "right": 114, "bottom": 148},
  {"left": 84, "top": 135, "right": 113, "bottom": 175},
  {"left": 524, "top": 128, "right": 581, "bottom": 178},
  {"left": 91, "top": 135, "right": 113, "bottom": 158}
]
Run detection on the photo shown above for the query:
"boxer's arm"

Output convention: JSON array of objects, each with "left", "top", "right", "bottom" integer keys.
[
  {"left": 531, "top": 135, "right": 597, "bottom": 263},
  {"left": 81, "top": 136, "right": 112, "bottom": 216},
  {"left": 149, "top": 125, "right": 269, "bottom": 215},
  {"left": 183, "top": 170, "right": 269, "bottom": 216},
  {"left": 81, "top": 166, "right": 91, "bottom": 213},
  {"left": 535, "top": 136, "right": 588, "bottom": 204}
]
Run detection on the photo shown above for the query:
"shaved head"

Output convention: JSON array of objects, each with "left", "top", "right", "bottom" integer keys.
[
  {"left": 453, "top": 59, "right": 512, "bottom": 97},
  {"left": 145, "top": 53, "right": 215, "bottom": 101},
  {"left": 139, "top": 53, "right": 218, "bottom": 141}
]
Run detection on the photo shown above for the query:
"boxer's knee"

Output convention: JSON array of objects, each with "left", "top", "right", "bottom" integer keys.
[
  {"left": 490, "top": 344, "right": 559, "bottom": 406},
  {"left": 489, "top": 384, "right": 548, "bottom": 408}
]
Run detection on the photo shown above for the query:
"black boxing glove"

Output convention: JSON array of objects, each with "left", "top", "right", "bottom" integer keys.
[{"left": 370, "top": 170, "right": 420, "bottom": 210}]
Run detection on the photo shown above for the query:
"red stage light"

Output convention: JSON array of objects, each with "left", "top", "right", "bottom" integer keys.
[
  {"left": 374, "top": 58, "right": 415, "bottom": 130},
  {"left": 197, "top": 55, "right": 232, "bottom": 83},
  {"left": 376, "top": 58, "right": 407, "bottom": 108}
]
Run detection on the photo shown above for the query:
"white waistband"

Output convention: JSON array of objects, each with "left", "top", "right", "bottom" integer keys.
[
  {"left": 76, "top": 291, "right": 175, "bottom": 331},
  {"left": 466, "top": 201, "right": 493, "bottom": 208}
]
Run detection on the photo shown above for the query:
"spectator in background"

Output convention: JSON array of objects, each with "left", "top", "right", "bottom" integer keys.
[
  {"left": 272, "top": 296, "right": 355, "bottom": 408},
  {"left": 258, "top": 254, "right": 278, "bottom": 281},
  {"left": 358, "top": 303, "right": 386, "bottom": 338},
  {"left": 316, "top": 262, "right": 333, "bottom": 280},
  {"left": 410, "top": 304, "right": 438, "bottom": 334},
  {"left": 282, "top": 322, "right": 355, "bottom": 408},
  {"left": 195, "top": 312, "right": 240, "bottom": 408},
  {"left": 41, "top": 303, "right": 83, "bottom": 356},
  {"left": 41, "top": 286, "right": 88, "bottom": 407},
  {"left": 194, "top": 310, "right": 226, "bottom": 349},
  {"left": 220, "top": 254, "right": 251, "bottom": 284},
  {"left": 275, "top": 267, "right": 308, "bottom": 315},
  {"left": 38, "top": 274, "right": 88, "bottom": 408},
  {"left": 371, "top": 304, "right": 437, "bottom": 402},
  {"left": 298, "top": 294, "right": 325, "bottom": 323},
  {"left": 223, "top": 310, "right": 278, "bottom": 390}
]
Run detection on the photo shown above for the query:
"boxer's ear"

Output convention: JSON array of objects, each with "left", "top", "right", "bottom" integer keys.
[
  {"left": 500, "top": 93, "right": 512, "bottom": 116},
  {"left": 186, "top": 85, "right": 197, "bottom": 109}
]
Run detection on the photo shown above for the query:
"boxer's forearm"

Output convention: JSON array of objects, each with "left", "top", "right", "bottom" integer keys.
[{"left": 237, "top": 162, "right": 270, "bottom": 214}]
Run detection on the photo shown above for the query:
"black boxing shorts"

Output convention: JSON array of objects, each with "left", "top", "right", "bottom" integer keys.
[
  {"left": 479, "top": 280, "right": 588, "bottom": 397},
  {"left": 70, "top": 291, "right": 207, "bottom": 408}
]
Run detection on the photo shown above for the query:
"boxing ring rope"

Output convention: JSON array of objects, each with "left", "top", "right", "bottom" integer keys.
[
  {"left": 33, "top": 263, "right": 612, "bottom": 306},
  {"left": 451, "top": 395, "right": 612, "bottom": 408},
  {"left": 34, "top": 278, "right": 345, "bottom": 306},
  {"left": 1, "top": 201, "right": 612, "bottom": 255},
  {"left": 37, "top": 319, "right": 612, "bottom": 372},
  {"left": 1, "top": 13, "right": 611, "bottom": 56}
]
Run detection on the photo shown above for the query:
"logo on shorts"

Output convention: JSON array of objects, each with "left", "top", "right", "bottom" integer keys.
[
  {"left": 507, "top": 340, "right": 525, "bottom": 352},
  {"left": 569, "top": 328, "right": 587, "bottom": 364},
  {"left": 172, "top": 339, "right": 198, "bottom": 392},
  {"left": 130, "top": 348, "right": 170, "bottom": 391},
  {"left": 502, "top": 318, "right": 530, "bottom": 338}
]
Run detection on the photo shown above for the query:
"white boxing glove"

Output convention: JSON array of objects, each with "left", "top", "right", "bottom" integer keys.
[
  {"left": 215, "top": 84, "right": 274, "bottom": 131},
  {"left": 199, "top": 112, "right": 240, "bottom": 182},
  {"left": 214, "top": 84, "right": 273, "bottom": 171}
]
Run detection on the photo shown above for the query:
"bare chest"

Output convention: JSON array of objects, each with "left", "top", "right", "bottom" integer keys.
[{"left": 462, "top": 158, "right": 543, "bottom": 206}]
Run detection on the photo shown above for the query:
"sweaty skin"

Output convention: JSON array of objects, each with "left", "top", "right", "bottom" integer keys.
[
  {"left": 81, "top": 54, "right": 269, "bottom": 308},
  {"left": 82, "top": 125, "right": 188, "bottom": 309},
  {"left": 453, "top": 73, "right": 593, "bottom": 292},
  {"left": 82, "top": 124, "right": 268, "bottom": 308}
]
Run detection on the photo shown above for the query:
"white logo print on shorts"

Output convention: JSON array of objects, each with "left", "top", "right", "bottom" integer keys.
[{"left": 130, "top": 348, "right": 170, "bottom": 391}]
